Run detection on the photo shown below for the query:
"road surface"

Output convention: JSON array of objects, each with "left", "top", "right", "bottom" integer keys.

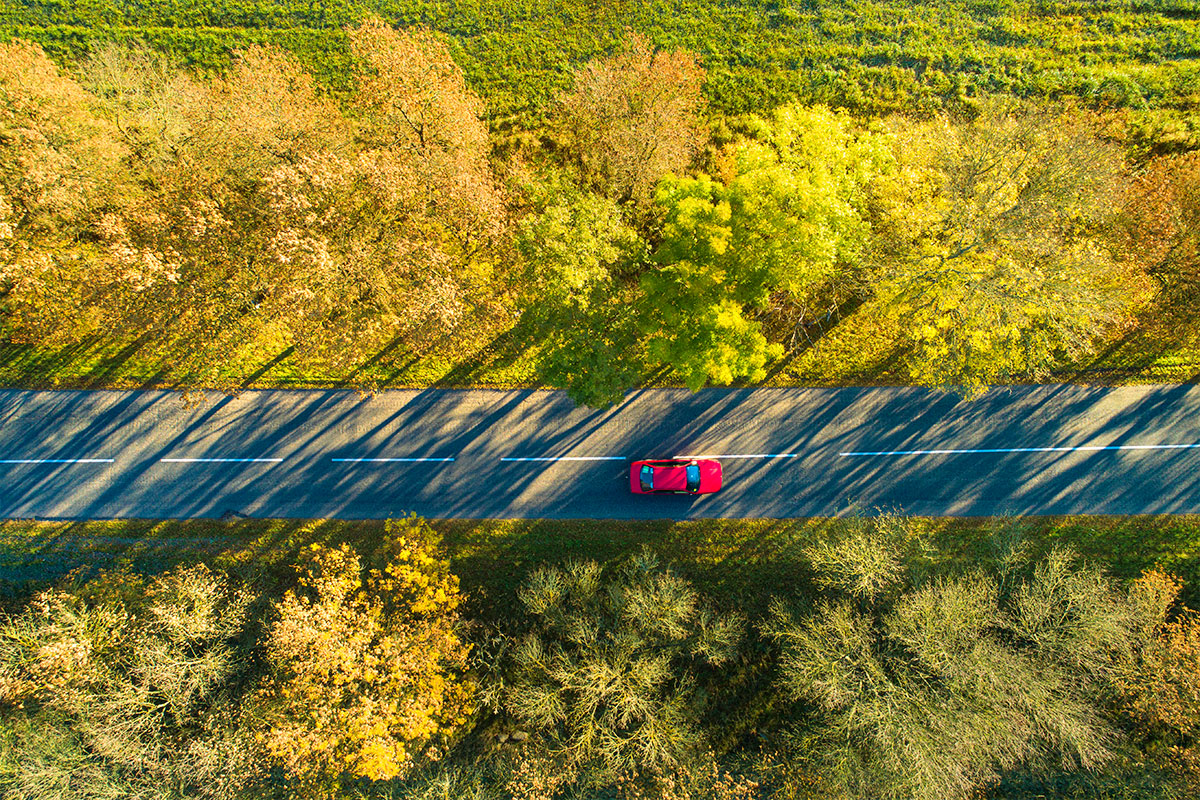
[{"left": 2, "top": 385, "right": 1198, "bottom": 519}]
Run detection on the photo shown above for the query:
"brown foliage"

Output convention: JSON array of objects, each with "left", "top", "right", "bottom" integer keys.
[
  {"left": 349, "top": 19, "right": 504, "bottom": 250},
  {"left": 1120, "top": 570, "right": 1200, "bottom": 791},
  {"left": 1119, "top": 151, "right": 1200, "bottom": 301},
  {"left": 556, "top": 32, "right": 705, "bottom": 208}
]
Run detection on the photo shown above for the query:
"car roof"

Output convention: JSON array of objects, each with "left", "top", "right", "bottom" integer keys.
[{"left": 650, "top": 463, "right": 689, "bottom": 491}]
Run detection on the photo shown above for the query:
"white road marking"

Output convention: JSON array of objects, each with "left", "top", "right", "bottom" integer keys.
[
  {"left": 501, "top": 456, "right": 626, "bottom": 462},
  {"left": 161, "top": 458, "right": 283, "bottom": 463},
  {"left": 332, "top": 457, "right": 455, "bottom": 463},
  {"left": 672, "top": 453, "right": 799, "bottom": 459},
  {"left": 839, "top": 443, "right": 1200, "bottom": 457},
  {"left": 0, "top": 458, "right": 113, "bottom": 464}
]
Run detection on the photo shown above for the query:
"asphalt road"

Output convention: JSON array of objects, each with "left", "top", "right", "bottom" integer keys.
[{"left": 2, "top": 385, "right": 1199, "bottom": 519}]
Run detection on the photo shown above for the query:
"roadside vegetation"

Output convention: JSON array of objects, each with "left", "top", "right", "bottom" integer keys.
[
  {"left": 2, "top": 16, "right": 1200, "bottom": 403},
  {"left": 3, "top": 0, "right": 1199, "bottom": 118},
  {"left": 2, "top": 513, "right": 1199, "bottom": 799}
]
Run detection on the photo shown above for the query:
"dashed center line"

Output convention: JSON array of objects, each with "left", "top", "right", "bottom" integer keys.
[
  {"left": 0, "top": 458, "right": 113, "bottom": 464},
  {"left": 839, "top": 443, "right": 1200, "bottom": 457},
  {"left": 161, "top": 458, "right": 283, "bottom": 463},
  {"left": 332, "top": 457, "right": 455, "bottom": 463},
  {"left": 501, "top": 456, "right": 626, "bottom": 462},
  {"left": 673, "top": 453, "right": 799, "bottom": 459}
]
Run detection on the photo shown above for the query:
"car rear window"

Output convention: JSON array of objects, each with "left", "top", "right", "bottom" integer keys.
[{"left": 685, "top": 463, "right": 700, "bottom": 492}]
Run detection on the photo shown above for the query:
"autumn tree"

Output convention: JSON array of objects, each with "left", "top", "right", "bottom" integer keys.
[
  {"left": 868, "top": 106, "right": 1148, "bottom": 395},
  {"left": 345, "top": 19, "right": 506, "bottom": 349},
  {"left": 0, "top": 565, "right": 255, "bottom": 800},
  {"left": 77, "top": 42, "right": 191, "bottom": 173},
  {"left": 91, "top": 44, "right": 353, "bottom": 376},
  {"left": 254, "top": 518, "right": 474, "bottom": 795},
  {"left": 2, "top": 40, "right": 356, "bottom": 379},
  {"left": 767, "top": 523, "right": 1166, "bottom": 800},
  {"left": 3, "top": 26, "right": 509, "bottom": 383},
  {"left": 495, "top": 549, "right": 742, "bottom": 788},
  {"left": 1119, "top": 151, "right": 1200, "bottom": 303},
  {"left": 642, "top": 105, "right": 889, "bottom": 390},
  {"left": 1117, "top": 570, "right": 1200, "bottom": 792},
  {"left": 555, "top": 33, "right": 705, "bottom": 209},
  {"left": 0, "top": 39, "right": 127, "bottom": 346}
]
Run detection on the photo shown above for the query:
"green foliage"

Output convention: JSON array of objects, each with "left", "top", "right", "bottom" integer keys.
[
  {"left": 0, "top": 565, "right": 255, "bottom": 800},
  {"left": 801, "top": 512, "right": 924, "bottom": 602},
  {"left": 497, "top": 548, "right": 743, "bottom": 786},
  {"left": 766, "top": 526, "right": 1171, "bottom": 800},
  {"left": 515, "top": 171, "right": 649, "bottom": 407},
  {"left": 531, "top": 307, "right": 647, "bottom": 408},
  {"left": 642, "top": 105, "right": 886, "bottom": 390},
  {"left": 516, "top": 175, "right": 643, "bottom": 311},
  {"left": 869, "top": 105, "right": 1144, "bottom": 394}
]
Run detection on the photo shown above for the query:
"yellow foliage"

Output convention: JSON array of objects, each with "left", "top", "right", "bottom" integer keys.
[{"left": 255, "top": 517, "right": 474, "bottom": 792}]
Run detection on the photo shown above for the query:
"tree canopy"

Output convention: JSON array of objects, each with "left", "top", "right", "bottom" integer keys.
[
  {"left": 768, "top": 518, "right": 1165, "bottom": 800},
  {"left": 498, "top": 549, "right": 742, "bottom": 786},
  {"left": 868, "top": 107, "right": 1148, "bottom": 394},
  {"left": 642, "top": 105, "right": 888, "bottom": 389},
  {"left": 255, "top": 518, "right": 473, "bottom": 792}
]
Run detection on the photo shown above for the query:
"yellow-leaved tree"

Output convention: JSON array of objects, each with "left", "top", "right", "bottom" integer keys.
[
  {"left": 0, "top": 39, "right": 127, "bottom": 345},
  {"left": 254, "top": 518, "right": 474, "bottom": 794},
  {"left": 868, "top": 105, "right": 1150, "bottom": 395}
]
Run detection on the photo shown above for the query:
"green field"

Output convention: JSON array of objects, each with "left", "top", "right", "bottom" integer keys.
[{"left": 4, "top": 0, "right": 1200, "bottom": 119}]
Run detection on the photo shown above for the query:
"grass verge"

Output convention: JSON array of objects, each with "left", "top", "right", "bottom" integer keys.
[
  {"left": 4, "top": 515, "right": 1200, "bottom": 616},
  {"left": 4, "top": 293, "right": 1199, "bottom": 395}
]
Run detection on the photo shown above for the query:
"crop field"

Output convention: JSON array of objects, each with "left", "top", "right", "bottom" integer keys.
[{"left": 3, "top": 0, "right": 1200, "bottom": 118}]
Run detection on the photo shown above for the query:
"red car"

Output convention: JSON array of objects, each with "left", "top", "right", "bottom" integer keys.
[{"left": 630, "top": 459, "right": 722, "bottom": 495}]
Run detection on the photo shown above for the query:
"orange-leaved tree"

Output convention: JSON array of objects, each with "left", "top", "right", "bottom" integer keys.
[
  {"left": 0, "top": 39, "right": 128, "bottom": 345},
  {"left": 1119, "top": 151, "right": 1200, "bottom": 303},
  {"left": 1120, "top": 570, "right": 1200, "bottom": 792},
  {"left": 344, "top": 19, "right": 507, "bottom": 354},
  {"left": 555, "top": 32, "right": 706, "bottom": 210}
]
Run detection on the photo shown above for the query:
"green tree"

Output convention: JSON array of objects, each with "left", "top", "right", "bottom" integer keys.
[
  {"left": 768, "top": 528, "right": 1161, "bottom": 800},
  {"left": 515, "top": 170, "right": 648, "bottom": 407},
  {"left": 516, "top": 172, "right": 644, "bottom": 312},
  {"left": 497, "top": 549, "right": 742, "bottom": 787},
  {"left": 0, "top": 565, "right": 254, "bottom": 800},
  {"left": 869, "top": 106, "right": 1147, "bottom": 395},
  {"left": 642, "top": 105, "right": 888, "bottom": 390}
]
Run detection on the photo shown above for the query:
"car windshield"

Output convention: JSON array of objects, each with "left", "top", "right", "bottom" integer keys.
[
  {"left": 685, "top": 463, "right": 701, "bottom": 492},
  {"left": 640, "top": 465, "right": 655, "bottom": 492}
]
